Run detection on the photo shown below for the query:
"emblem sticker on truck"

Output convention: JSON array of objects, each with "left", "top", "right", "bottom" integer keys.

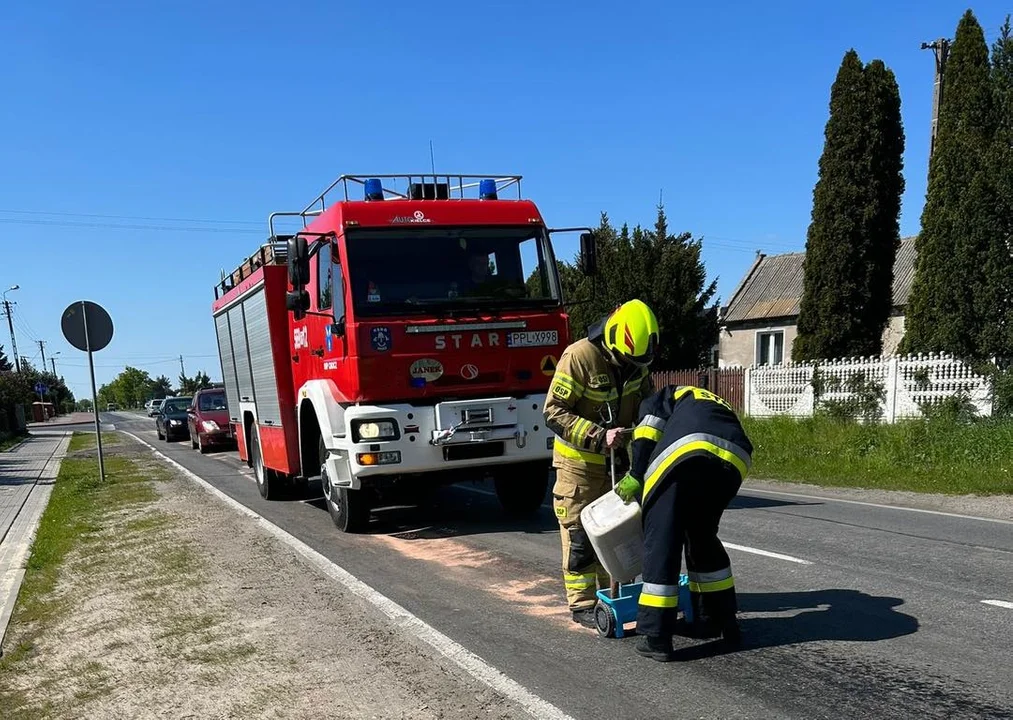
[
  {"left": 409, "top": 358, "right": 444, "bottom": 383},
  {"left": 506, "top": 330, "right": 558, "bottom": 348},
  {"left": 391, "top": 210, "right": 432, "bottom": 225},
  {"left": 370, "top": 326, "right": 391, "bottom": 352}
]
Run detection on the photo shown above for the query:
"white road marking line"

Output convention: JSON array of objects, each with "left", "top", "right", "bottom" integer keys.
[
  {"left": 452, "top": 486, "right": 813, "bottom": 565},
  {"left": 981, "top": 599, "right": 1013, "bottom": 609},
  {"left": 722, "top": 543, "right": 812, "bottom": 565},
  {"left": 119, "top": 431, "right": 576, "bottom": 720},
  {"left": 743, "top": 487, "right": 1013, "bottom": 526}
]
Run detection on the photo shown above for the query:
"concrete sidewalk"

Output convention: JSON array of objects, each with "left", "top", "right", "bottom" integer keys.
[
  {"left": 0, "top": 430, "right": 72, "bottom": 654},
  {"left": 27, "top": 412, "right": 99, "bottom": 428}
]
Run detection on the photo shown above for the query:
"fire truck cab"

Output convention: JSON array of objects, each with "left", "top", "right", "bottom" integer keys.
[{"left": 212, "top": 173, "right": 596, "bottom": 532}]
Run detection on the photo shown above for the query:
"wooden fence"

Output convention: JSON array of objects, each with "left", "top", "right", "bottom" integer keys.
[{"left": 650, "top": 367, "right": 746, "bottom": 413}]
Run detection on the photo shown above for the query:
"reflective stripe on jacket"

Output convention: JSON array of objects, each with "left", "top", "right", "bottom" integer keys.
[
  {"left": 542, "top": 337, "right": 653, "bottom": 470},
  {"left": 630, "top": 385, "right": 753, "bottom": 502}
]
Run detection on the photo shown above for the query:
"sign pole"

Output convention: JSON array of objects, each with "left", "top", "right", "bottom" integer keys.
[{"left": 82, "top": 301, "right": 105, "bottom": 481}]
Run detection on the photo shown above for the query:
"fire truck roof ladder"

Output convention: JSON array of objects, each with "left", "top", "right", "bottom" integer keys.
[
  {"left": 299, "top": 173, "right": 523, "bottom": 222},
  {"left": 214, "top": 239, "right": 288, "bottom": 300},
  {"left": 265, "top": 174, "right": 522, "bottom": 239}
]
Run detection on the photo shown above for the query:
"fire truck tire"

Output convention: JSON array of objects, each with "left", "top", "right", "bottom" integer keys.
[
  {"left": 318, "top": 437, "right": 370, "bottom": 532},
  {"left": 493, "top": 462, "right": 550, "bottom": 516},
  {"left": 326, "top": 486, "right": 370, "bottom": 533},
  {"left": 250, "top": 430, "right": 283, "bottom": 500}
]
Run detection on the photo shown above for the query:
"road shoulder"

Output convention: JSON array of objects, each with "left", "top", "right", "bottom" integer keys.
[
  {"left": 0, "top": 436, "right": 543, "bottom": 719},
  {"left": 745, "top": 478, "right": 1013, "bottom": 521}
]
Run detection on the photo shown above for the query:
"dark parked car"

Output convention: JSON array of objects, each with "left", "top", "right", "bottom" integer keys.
[
  {"left": 187, "top": 388, "right": 233, "bottom": 453},
  {"left": 156, "top": 396, "right": 193, "bottom": 441}
]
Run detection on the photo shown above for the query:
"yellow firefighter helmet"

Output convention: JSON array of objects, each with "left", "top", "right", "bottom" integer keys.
[{"left": 603, "top": 299, "right": 659, "bottom": 366}]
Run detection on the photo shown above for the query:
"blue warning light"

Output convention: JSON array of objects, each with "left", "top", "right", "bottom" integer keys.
[
  {"left": 410, "top": 377, "right": 427, "bottom": 389},
  {"left": 364, "top": 178, "right": 384, "bottom": 201},
  {"left": 479, "top": 179, "right": 498, "bottom": 200}
]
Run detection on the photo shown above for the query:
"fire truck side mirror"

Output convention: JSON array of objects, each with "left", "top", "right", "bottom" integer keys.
[
  {"left": 286, "top": 290, "right": 310, "bottom": 319},
  {"left": 579, "top": 232, "right": 597, "bottom": 275},
  {"left": 287, "top": 237, "right": 310, "bottom": 288}
]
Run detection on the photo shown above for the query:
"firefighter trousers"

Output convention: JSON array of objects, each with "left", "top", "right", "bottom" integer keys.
[
  {"left": 552, "top": 464, "right": 612, "bottom": 611},
  {"left": 636, "top": 456, "right": 743, "bottom": 638}
]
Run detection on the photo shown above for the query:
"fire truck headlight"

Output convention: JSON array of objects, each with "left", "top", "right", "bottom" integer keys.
[{"left": 352, "top": 419, "right": 399, "bottom": 443}]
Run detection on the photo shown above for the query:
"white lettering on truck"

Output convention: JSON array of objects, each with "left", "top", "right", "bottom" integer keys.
[{"left": 435, "top": 333, "right": 500, "bottom": 350}]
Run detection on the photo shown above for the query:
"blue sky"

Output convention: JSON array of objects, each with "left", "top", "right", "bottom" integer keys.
[{"left": 2, "top": 1, "right": 1009, "bottom": 400}]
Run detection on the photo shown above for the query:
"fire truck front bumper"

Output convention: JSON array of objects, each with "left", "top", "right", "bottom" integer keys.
[{"left": 324, "top": 395, "right": 553, "bottom": 489}]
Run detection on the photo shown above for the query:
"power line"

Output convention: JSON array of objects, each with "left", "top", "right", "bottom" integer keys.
[
  {"left": 0, "top": 208, "right": 260, "bottom": 225},
  {"left": 0, "top": 217, "right": 263, "bottom": 234}
]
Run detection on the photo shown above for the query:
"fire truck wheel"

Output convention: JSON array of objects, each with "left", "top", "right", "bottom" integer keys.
[
  {"left": 251, "top": 430, "right": 283, "bottom": 500},
  {"left": 327, "top": 486, "right": 371, "bottom": 533},
  {"left": 493, "top": 463, "right": 550, "bottom": 516}
]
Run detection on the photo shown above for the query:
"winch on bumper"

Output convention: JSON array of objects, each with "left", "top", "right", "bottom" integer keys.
[{"left": 324, "top": 395, "right": 552, "bottom": 491}]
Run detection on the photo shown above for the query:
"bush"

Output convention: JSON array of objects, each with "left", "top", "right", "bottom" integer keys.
[{"left": 812, "top": 366, "right": 886, "bottom": 423}]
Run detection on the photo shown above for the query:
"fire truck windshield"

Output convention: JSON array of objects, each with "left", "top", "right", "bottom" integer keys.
[{"left": 344, "top": 226, "right": 562, "bottom": 316}]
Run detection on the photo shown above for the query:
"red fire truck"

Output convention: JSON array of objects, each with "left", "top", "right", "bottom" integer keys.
[{"left": 211, "top": 173, "right": 597, "bottom": 532}]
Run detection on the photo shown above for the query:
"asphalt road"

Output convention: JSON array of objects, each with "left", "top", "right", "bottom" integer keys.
[{"left": 98, "top": 412, "right": 1013, "bottom": 720}]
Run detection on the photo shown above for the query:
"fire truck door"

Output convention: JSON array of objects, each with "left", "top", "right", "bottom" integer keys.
[{"left": 314, "top": 240, "right": 346, "bottom": 373}]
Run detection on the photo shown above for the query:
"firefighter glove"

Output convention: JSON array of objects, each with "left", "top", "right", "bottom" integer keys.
[{"left": 616, "top": 473, "right": 642, "bottom": 504}]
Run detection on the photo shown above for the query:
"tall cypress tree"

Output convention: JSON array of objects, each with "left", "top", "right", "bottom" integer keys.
[
  {"left": 860, "top": 60, "right": 906, "bottom": 353},
  {"left": 795, "top": 50, "right": 905, "bottom": 361},
  {"left": 904, "top": 11, "right": 997, "bottom": 358},
  {"left": 988, "top": 17, "right": 1013, "bottom": 356}
]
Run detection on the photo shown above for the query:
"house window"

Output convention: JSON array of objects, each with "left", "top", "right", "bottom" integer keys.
[{"left": 756, "top": 330, "right": 784, "bottom": 366}]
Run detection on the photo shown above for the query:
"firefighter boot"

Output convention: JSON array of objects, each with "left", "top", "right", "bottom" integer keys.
[
  {"left": 705, "top": 590, "right": 742, "bottom": 647},
  {"left": 571, "top": 608, "right": 596, "bottom": 628},
  {"left": 635, "top": 635, "right": 674, "bottom": 662},
  {"left": 678, "top": 592, "right": 722, "bottom": 639}
]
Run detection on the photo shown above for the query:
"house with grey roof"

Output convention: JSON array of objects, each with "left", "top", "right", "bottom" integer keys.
[{"left": 717, "top": 236, "right": 917, "bottom": 367}]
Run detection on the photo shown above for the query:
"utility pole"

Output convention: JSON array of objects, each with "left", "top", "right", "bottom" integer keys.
[
  {"left": 37, "top": 340, "right": 47, "bottom": 370},
  {"left": 1, "top": 285, "right": 20, "bottom": 373},
  {"left": 179, "top": 354, "right": 185, "bottom": 377},
  {"left": 921, "top": 37, "right": 951, "bottom": 161},
  {"left": 50, "top": 357, "right": 57, "bottom": 375}
]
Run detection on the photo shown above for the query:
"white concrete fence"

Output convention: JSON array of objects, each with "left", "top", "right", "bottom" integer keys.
[{"left": 743, "top": 353, "right": 994, "bottom": 422}]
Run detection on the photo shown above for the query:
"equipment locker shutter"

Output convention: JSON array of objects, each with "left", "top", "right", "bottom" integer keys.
[
  {"left": 229, "top": 304, "right": 254, "bottom": 404},
  {"left": 243, "top": 289, "right": 282, "bottom": 427},
  {"left": 214, "top": 311, "right": 241, "bottom": 422}
]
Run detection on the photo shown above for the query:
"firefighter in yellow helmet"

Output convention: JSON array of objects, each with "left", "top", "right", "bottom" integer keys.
[{"left": 542, "top": 299, "right": 659, "bottom": 627}]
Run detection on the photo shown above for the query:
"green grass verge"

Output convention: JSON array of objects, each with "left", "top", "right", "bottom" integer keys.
[
  {"left": 66, "top": 432, "right": 122, "bottom": 453},
  {"left": 0, "top": 433, "right": 28, "bottom": 452},
  {"left": 743, "top": 416, "right": 1013, "bottom": 495},
  {"left": 2, "top": 454, "right": 156, "bottom": 650},
  {"left": 0, "top": 441, "right": 158, "bottom": 714},
  {"left": 0, "top": 433, "right": 260, "bottom": 717}
]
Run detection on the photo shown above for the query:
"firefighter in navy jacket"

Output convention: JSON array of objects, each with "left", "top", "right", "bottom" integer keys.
[{"left": 615, "top": 384, "right": 753, "bottom": 662}]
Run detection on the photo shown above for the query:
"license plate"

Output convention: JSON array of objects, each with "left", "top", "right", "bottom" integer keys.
[{"left": 506, "top": 330, "right": 558, "bottom": 348}]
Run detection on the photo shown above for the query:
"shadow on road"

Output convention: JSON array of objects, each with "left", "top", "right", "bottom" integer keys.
[
  {"left": 727, "top": 495, "right": 822, "bottom": 511},
  {"left": 671, "top": 589, "right": 920, "bottom": 661},
  {"left": 301, "top": 482, "right": 559, "bottom": 539}
]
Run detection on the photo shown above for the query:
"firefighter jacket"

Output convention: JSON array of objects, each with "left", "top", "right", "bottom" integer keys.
[
  {"left": 543, "top": 318, "right": 654, "bottom": 470},
  {"left": 630, "top": 385, "right": 754, "bottom": 503}
]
